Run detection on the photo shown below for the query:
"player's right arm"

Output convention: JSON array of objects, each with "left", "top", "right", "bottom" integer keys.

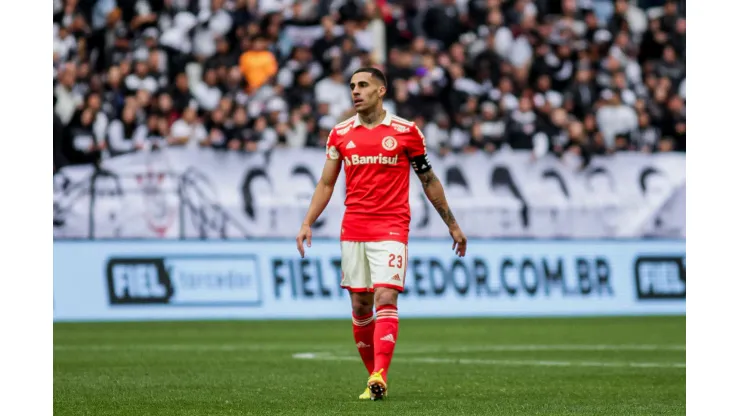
[{"left": 296, "top": 132, "right": 343, "bottom": 258}]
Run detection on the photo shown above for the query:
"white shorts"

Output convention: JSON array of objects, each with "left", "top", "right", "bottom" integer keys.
[{"left": 340, "top": 241, "right": 408, "bottom": 292}]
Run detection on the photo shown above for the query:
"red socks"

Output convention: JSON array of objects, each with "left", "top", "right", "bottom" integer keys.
[
  {"left": 353, "top": 305, "right": 400, "bottom": 381},
  {"left": 373, "top": 304, "right": 399, "bottom": 381},
  {"left": 352, "top": 312, "right": 375, "bottom": 375}
]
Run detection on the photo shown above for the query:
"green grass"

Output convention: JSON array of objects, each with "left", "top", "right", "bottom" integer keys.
[{"left": 54, "top": 316, "right": 685, "bottom": 415}]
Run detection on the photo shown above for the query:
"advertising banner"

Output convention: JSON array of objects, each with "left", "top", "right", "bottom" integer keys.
[{"left": 53, "top": 239, "right": 685, "bottom": 322}]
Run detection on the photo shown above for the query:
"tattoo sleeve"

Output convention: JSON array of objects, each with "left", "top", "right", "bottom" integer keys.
[{"left": 417, "top": 170, "right": 457, "bottom": 227}]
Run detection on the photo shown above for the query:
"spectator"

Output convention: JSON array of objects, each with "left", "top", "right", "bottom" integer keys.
[
  {"left": 62, "top": 108, "right": 105, "bottom": 165},
  {"left": 541, "top": 107, "right": 571, "bottom": 154},
  {"left": 192, "top": 68, "right": 223, "bottom": 111},
  {"left": 633, "top": 111, "right": 661, "bottom": 152},
  {"left": 662, "top": 94, "right": 686, "bottom": 151},
  {"left": 239, "top": 35, "right": 278, "bottom": 93},
  {"left": 107, "top": 104, "right": 145, "bottom": 157},
  {"left": 226, "top": 106, "right": 252, "bottom": 151},
  {"left": 562, "top": 120, "right": 592, "bottom": 169},
  {"left": 387, "top": 80, "right": 417, "bottom": 122},
  {"left": 315, "top": 66, "right": 352, "bottom": 119},
  {"left": 55, "top": 63, "right": 85, "bottom": 125},
  {"left": 203, "top": 108, "right": 229, "bottom": 149},
  {"left": 54, "top": 113, "right": 69, "bottom": 172},
  {"left": 286, "top": 69, "right": 317, "bottom": 111},
  {"left": 249, "top": 115, "right": 278, "bottom": 152},
  {"left": 595, "top": 89, "right": 638, "bottom": 151},
  {"left": 655, "top": 45, "right": 684, "bottom": 87},
  {"left": 169, "top": 72, "right": 194, "bottom": 114},
  {"left": 565, "top": 67, "right": 597, "bottom": 119},
  {"left": 473, "top": 101, "right": 506, "bottom": 153},
  {"left": 506, "top": 96, "right": 540, "bottom": 152},
  {"left": 170, "top": 106, "right": 207, "bottom": 148},
  {"left": 101, "top": 65, "right": 126, "bottom": 118}
]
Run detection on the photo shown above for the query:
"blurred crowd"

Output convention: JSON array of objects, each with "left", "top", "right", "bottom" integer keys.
[{"left": 53, "top": 0, "right": 686, "bottom": 171}]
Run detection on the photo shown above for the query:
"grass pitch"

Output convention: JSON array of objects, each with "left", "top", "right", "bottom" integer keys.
[{"left": 54, "top": 316, "right": 685, "bottom": 415}]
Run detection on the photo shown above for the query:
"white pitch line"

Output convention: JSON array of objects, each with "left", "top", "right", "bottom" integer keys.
[
  {"left": 53, "top": 343, "right": 686, "bottom": 353},
  {"left": 400, "top": 344, "right": 686, "bottom": 354},
  {"left": 52, "top": 344, "right": 335, "bottom": 352},
  {"left": 291, "top": 353, "right": 686, "bottom": 369}
]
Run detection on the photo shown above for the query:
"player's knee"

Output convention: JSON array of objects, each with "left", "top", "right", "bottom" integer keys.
[
  {"left": 374, "top": 287, "right": 398, "bottom": 308},
  {"left": 351, "top": 293, "right": 374, "bottom": 316}
]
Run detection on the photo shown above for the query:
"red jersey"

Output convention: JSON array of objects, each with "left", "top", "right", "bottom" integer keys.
[{"left": 326, "top": 111, "right": 428, "bottom": 244}]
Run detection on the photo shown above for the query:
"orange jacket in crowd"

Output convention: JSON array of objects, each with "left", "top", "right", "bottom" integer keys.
[{"left": 239, "top": 50, "right": 278, "bottom": 93}]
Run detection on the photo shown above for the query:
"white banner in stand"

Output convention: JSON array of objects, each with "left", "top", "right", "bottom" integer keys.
[{"left": 53, "top": 148, "right": 685, "bottom": 239}]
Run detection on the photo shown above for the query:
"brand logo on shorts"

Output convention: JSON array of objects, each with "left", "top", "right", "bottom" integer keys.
[
  {"left": 382, "top": 136, "right": 398, "bottom": 151},
  {"left": 391, "top": 274, "right": 401, "bottom": 282}
]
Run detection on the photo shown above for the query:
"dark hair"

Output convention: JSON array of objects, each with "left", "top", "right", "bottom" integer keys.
[{"left": 351, "top": 67, "right": 387, "bottom": 87}]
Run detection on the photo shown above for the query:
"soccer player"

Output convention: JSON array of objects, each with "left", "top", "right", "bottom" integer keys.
[{"left": 296, "top": 67, "right": 467, "bottom": 401}]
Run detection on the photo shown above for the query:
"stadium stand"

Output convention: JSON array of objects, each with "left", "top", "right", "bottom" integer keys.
[{"left": 53, "top": 0, "right": 686, "bottom": 172}]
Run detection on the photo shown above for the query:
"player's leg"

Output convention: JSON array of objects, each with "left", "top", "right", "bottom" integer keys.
[
  {"left": 350, "top": 291, "right": 375, "bottom": 375},
  {"left": 340, "top": 241, "right": 376, "bottom": 399},
  {"left": 351, "top": 291, "right": 375, "bottom": 400},
  {"left": 365, "top": 241, "right": 407, "bottom": 400}
]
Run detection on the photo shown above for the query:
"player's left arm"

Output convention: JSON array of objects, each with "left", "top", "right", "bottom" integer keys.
[{"left": 408, "top": 126, "right": 467, "bottom": 257}]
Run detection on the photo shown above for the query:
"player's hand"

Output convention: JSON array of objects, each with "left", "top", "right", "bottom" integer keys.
[
  {"left": 449, "top": 224, "right": 467, "bottom": 257},
  {"left": 296, "top": 223, "right": 312, "bottom": 258}
]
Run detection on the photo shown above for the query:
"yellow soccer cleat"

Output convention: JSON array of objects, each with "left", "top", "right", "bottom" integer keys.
[
  {"left": 367, "top": 369, "right": 387, "bottom": 400},
  {"left": 359, "top": 387, "right": 372, "bottom": 400}
]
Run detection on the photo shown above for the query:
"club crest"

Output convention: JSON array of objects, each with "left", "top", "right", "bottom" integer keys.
[{"left": 382, "top": 136, "right": 398, "bottom": 151}]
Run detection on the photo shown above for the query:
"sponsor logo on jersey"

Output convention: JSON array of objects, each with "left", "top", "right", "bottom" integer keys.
[
  {"left": 346, "top": 141, "right": 356, "bottom": 149},
  {"left": 344, "top": 154, "right": 399, "bottom": 166},
  {"left": 382, "top": 136, "right": 398, "bottom": 151},
  {"left": 327, "top": 146, "right": 340, "bottom": 160},
  {"left": 392, "top": 123, "right": 410, "bottom": 133}
]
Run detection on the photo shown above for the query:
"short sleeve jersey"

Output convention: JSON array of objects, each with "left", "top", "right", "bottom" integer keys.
[{"left": 325, "top": 111, "right": 428, "bottom": 244}]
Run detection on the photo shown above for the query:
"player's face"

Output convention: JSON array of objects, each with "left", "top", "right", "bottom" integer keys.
[{"left": 349, "top": 72, "right": 385, "bottom": 113}]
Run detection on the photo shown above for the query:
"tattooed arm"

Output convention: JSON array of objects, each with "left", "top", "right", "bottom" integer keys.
[
  {"left": 416, "top": 169, "right": 457, "bottom": 228},
  {"left": 416, "top": 168, "right": 468, "bottom": 257},
  {"left": 407, "top": 124, "right": 467, "bottom": 256}
]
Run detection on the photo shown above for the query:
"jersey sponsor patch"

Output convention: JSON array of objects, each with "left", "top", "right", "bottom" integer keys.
[
  {"left": 327, "top": 145, "right": 340, "bottom": 160},
  {"left": 392, "top": 123, "right": 410, "bottom": 133}
]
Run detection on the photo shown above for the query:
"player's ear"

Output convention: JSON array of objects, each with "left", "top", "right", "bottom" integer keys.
[{"left": 378, "top": 85, "right": 387, "bottom": 99}]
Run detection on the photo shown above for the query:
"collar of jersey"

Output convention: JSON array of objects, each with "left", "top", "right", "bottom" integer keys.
[{"left": 352, "top": 110, "right": 393, "bottom": 128}]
